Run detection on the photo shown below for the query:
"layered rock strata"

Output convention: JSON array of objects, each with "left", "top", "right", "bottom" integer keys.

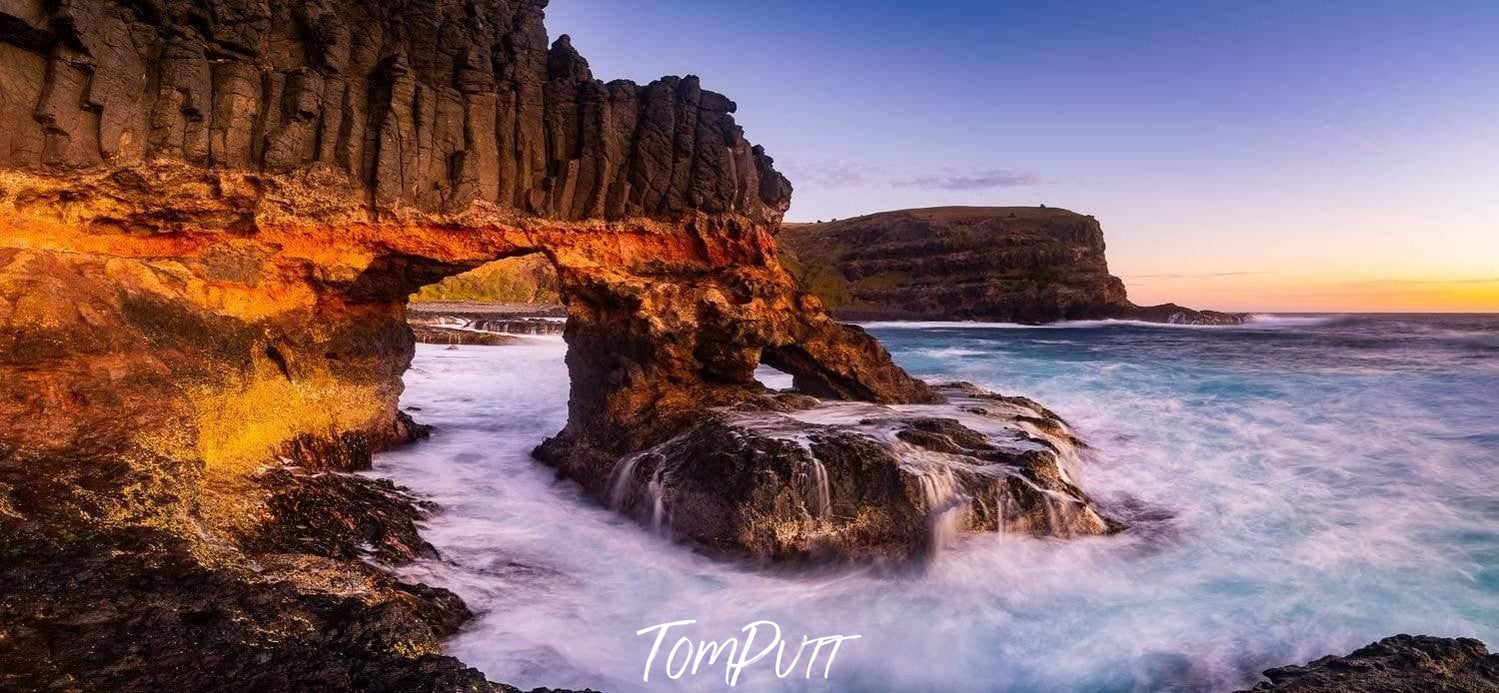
[
  {"left": 780, "top": 206, "right": 1245, "bottom": 324},
  {"left": 0, "top": 2, "right": 1468, "bottom": 690}
]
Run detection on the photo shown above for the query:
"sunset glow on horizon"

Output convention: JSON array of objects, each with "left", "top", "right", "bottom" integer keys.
[{"left": 1125, "top": 274, "right": 1499, "bottom": 314}]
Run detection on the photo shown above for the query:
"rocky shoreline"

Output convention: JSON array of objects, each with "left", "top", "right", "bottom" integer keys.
[
  {"left": 0, "top": 0, "right": 929, "bottom": 687},
  {"left": 536, "top": 381, "right": 1121, "bottom": 564}
]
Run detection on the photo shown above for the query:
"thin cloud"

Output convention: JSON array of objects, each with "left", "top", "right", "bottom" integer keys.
[
  {"left": 894, "top": 169, "right": 1041, "bottom": 191},
  {"left": 780, "top": 159, "right": 873, "bottom": 189},
  {"left": 1125, "top": 271, "right": 1277, "bottom": 280},
  {"left": 1364, "top": 277, "right": 1499, "bottom": 285}
]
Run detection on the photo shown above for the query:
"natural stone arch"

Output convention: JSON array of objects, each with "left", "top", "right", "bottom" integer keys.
[
  {"left": 0, "top": 162, "right": 932, "bottom": 525},
  {"left": 0, "top": 0, "right": 1118, "bottom": 567},
  {"left": 0, "top": 2, "right": 1121, "bottom": 687}
]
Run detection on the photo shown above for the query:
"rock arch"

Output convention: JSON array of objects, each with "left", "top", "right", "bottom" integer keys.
[{"left": 0, "top": 1, "right": 1117, "bottom": 686}]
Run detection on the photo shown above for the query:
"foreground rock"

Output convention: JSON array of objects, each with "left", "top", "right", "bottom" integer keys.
[
  {"left": 539, "top": 382, "right": 1121, "bottom": 562},
  {"left": 779, "top": 206, "right": 1245, "bottom": 325},
  {"left": 1243, "top": 635, "right": 1499, "bottom": 692},
  {"left": 0, "top": 462, "right": 510, "bottom": 692}
]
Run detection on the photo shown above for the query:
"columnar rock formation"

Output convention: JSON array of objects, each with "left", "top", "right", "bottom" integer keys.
[
  {"left": 0, "top": 0, "right": 1121, "bottom": 686},
  {"left": 780, "top": 206, "right": 1245, "bottom": 324},
  {"left": 0, "top": 2, "right": 1463, "bottom": 690},
  {"left": 0, "top": 0, "right": 789, "bottom": 222}
]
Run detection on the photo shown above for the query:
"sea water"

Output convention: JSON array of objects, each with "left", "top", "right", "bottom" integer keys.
[{"left": 373, "top": 315, "right": 1499, "bottom": 691}]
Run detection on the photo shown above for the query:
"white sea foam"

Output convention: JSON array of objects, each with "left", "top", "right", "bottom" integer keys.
[
  {"left": 860, "top": 318, "right": 1246, "bottom": 331},
  {"left": 754, "top": 364, "right": 796, "bottom": 390},
  {"left": 914, "top": 347, "right": 990, "bottom": 358},
  {"left": 372, "top": 320, "right": 1499, "bottom": 692},
  {"left": 1240, "top": 313, "right": 1350, "bottom": 327}
]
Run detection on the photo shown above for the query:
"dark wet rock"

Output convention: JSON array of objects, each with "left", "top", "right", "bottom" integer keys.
[
  {"left": 1129, "top": 302, "right": 1245, "bottom": 326},
  {"left": 467, "top": 318, "right": 566, "bottom": 335},
  {"left": 409, "top": 302, "right": 569, "bottom": 320},
  {"left": 0, "top": 504, "right": 484, "bottom": 691},
  {"left": 0, "top": 452, "right": 598, "bottom": 692},
  {"left": 250, "top": 466, "right": 440, "bottom": 564},
  {"left": 561, "top": 383, "right": 1122, "bottom": 563},
  {"left": 779, "top": 206, "right": 1246, "bottom": 325},
  {"left": 1243, "top": 635, "right": 1499, "bottom": 692},
  {"left": 407, "top": 303, "right": 569, "bottom": 338}
]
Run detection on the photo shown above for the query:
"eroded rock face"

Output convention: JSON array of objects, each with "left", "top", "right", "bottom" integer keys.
[
  {"left": 0, "top": 1, "right": 924, "bottom": 689},
  {"left": 0, "top": 0, "right": 936, "bottom": 686},
  {"left": 1243, "top": 635, "right": 1499, "bottom": 692},
  {"left": 573, "top": 383, "right": 1120, "bottom": 563},
  {"left": 779, "top": 206, "right": 1245, "bottom": 325}
]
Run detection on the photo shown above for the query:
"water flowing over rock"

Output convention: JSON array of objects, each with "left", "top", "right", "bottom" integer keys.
[
  {"left": 577, "top": 383, "right": 1121, "bottom": 563},
  {"left": 780, "top": 206, "right": 1245, "bottom": 324}
]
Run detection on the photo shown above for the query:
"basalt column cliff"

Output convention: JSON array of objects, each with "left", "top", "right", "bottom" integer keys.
[{"left": 1, "top": 0, "right": 1118, "bottom": 687}]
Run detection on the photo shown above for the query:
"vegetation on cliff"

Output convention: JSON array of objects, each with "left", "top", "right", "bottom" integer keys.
[{"left": 412, "top": 256, "right": 559, "bottom": 304}]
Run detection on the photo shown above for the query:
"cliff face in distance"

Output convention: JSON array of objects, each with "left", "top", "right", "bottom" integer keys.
[{"left": 780, "top": 206, "right": 1244, "bottom": 325}]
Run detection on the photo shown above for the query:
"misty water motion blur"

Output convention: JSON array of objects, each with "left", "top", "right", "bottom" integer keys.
[{"left": 375, "top": 315, "right": 1498, "bottom": 691}]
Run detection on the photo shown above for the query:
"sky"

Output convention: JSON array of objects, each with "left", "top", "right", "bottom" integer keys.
[{"left": 546, "top": 1, "right": 1499, "bottom": 312}]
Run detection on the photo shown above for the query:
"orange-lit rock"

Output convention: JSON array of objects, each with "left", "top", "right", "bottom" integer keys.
[
  {"left": 0, "top": 0, "right": 932, "bottom": 686},
  {"left": 0, "top": 0, "right": 1101, "bottom": 687},
  {"left": 0, "top": 162, "right": 933, "bottom": 516}
]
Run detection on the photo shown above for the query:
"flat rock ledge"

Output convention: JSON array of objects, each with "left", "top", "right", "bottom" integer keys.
[
  {"left": 540, "top": 382, "right": 1122, "bottom": 563},
  {"left": 1241, "top": 635, "right": 1499, "bottom": 692}
]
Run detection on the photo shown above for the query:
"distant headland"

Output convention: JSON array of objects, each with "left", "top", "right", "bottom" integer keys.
[{"left": 779, "top": 206, "right": 1245, "bottom": 325}]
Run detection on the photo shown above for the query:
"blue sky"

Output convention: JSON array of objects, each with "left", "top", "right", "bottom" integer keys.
[{"left": 547, "top": 1, "right": 1499, "bottom": 311}]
